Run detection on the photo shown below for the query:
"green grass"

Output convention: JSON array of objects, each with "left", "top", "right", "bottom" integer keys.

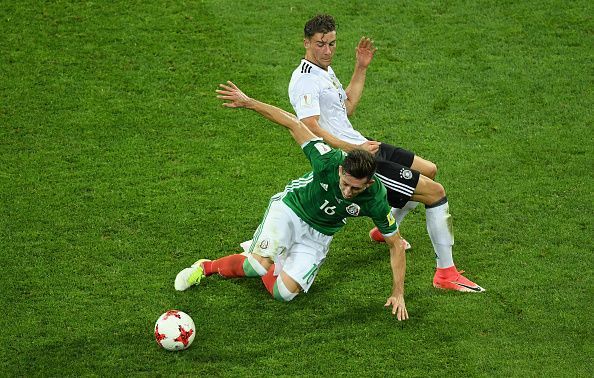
[{"left": 1, "top": 0, "right": 592, "bottom": 376}]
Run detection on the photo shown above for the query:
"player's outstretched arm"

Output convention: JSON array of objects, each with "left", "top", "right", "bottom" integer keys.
[
  {"left": 216, "top": 81, "right": 316, "bottom": 146},
  {"left": 383, "top": 232, "right": 409, "bottom": 321},
  {"left": 345, "top": 37, "right": 377, "bottom": 116},
  {"left": 300, "top": 116, "right": 380, "bottom": 155}
]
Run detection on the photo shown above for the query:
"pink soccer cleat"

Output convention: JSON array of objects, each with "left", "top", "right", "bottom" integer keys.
[{"left": 433, "top": 266, "right": 485, "bottom": 293}]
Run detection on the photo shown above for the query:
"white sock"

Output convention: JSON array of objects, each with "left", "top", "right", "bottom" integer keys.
[
  {"left": 391, "top": 201, "right": 419, "bottom": 225},
  {"left": 275, "top": 276, "right": 298, "bottom": 302},
  {"left": 425, "top": 200, "right": 455, "bottom": 268}
]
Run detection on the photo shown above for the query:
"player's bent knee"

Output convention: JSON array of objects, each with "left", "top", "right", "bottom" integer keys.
[
  {"left": 272, "top": 275, "right": 299, "bottom": 302},
  {"left": 412, "top": 156, "right": 438, "bottom": 180},
  {"left": 428, "top": 181, "right": 446, "bottom": 201},
  {"left": 428, "top": 162, "right": 438, "bottom": 180}
]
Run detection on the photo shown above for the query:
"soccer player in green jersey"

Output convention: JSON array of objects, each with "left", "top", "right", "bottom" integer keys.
[{"left": 175, "top": 81, "right": 409, "bottom": 321}]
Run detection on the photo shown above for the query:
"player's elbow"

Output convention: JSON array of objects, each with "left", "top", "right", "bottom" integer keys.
[
  {"left": 345, "top": 103, "right": 355, "bottom": 117},
  {"left": 385, "top": 235, "right": 406, "bottom": 254}
]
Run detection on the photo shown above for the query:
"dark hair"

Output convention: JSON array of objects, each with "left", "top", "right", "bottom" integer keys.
[
  {"left": 304, "top": 14, "right": 336, "bottom": 38},
  {"left": 342, "top": 149, "right": 377, "bottom": 181}
]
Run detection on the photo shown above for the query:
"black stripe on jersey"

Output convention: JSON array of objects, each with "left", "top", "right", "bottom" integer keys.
[{"left": 301, "top": 61, "right": 312, "bottom": 74}]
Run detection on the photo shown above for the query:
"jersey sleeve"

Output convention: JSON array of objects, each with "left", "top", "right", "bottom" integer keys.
[
  {"left": 369, "top": 185, "right": 399, "bottom": 237},
  {"left": 289, "top": 76, "right": 321, "bottom": 120},
  {"left": 301, "top": 138, "right": 344, "bottom": 173}
]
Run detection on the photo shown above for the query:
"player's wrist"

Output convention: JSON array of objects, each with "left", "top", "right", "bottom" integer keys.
[
  {"left": 245, "top": 97, "right": 258, "bottom": 110},
  {"left": 354, "top": 63, "right": 369, "bottom": 72}
]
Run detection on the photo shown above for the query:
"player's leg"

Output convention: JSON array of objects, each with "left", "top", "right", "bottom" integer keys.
[
  {"left": 203, "top": 253, "right": 271, "bottom": 278},
  {"left": 372, "top": 158, "right": 484, "bottom": 292},
  {"left": 410, "top": 155, "right": 437, "bottom": 180},
  {"left": 261, "top": 221, "right": 332, "bottom": 302},
  {"left": 410, "top": 176, "right": 452, "bottom": 270},
  {"left": 411, "top": 176, "right": 455, "bottom": 270},
  {"left": 370, "top": 157, "right": 420, "bottom": 246},
  {"left": 410, "top": 176, "right": 484, "bottom": 292},
  {"left": 174, "top": 194, "right": 293, "bottom": 291},
  {"left": 374, "top": 143, "right": 421, "bottom": 230},
  {"left": 262, "top": 269, "right": 301, "bottom": 301}
]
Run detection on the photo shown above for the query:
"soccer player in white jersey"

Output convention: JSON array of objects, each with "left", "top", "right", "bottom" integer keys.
[
  {"left": 175, "top": 81, "right": 409, "bottom": 321},
  {"left": 288, "top": 14, "right": 484, "bottom": 293}
]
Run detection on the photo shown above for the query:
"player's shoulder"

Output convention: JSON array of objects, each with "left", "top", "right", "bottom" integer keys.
[
  {"left": 303, "top": 138, "right": 343, "bottom": 160},
  {"left": 292, "top": 60, "right": 326, "bottom": 79},
  {"left": 290, "top": 70, "right": 321, "bottom": 98}
]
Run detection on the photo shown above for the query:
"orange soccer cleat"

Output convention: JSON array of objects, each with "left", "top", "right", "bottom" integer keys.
[{"left": 433, "top": 266, "right": 485, "bottom": 293}]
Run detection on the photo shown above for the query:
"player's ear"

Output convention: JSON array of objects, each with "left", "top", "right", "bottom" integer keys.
[
  {"left": 304, "top": 38, "right": 310, "bottom": 48},
  {"left": 366, "top": 178, "right": 375, "bottom": 187}
]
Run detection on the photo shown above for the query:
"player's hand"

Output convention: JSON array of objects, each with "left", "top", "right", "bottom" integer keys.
[
  {"left": 360, "top": 140, "right": 381, "bottom": 155},
  {"left": 216, "top": 81, "right": 252, "bottom": 108},
  {"left": 384, "top": 295, "right": 409, "bottom": 321},
  {"left": 355, "top": 37, "right": 377, "bottom": 69}
]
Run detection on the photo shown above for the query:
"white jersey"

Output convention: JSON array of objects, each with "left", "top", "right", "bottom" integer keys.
[{"left": 288, "top": 59, "right": 367, "bottom": 144}]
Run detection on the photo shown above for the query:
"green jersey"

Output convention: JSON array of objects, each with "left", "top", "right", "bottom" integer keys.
[{"left": 282, "top": 139, "right": 398, "bottom": 236}]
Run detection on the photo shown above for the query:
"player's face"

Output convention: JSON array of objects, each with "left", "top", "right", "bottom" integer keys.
[
  {"left": 304, "top": 31, "right": 337, "bottom": 70},
  {"left": 338, "top": 166, "right": 373, "bottom": 199}
]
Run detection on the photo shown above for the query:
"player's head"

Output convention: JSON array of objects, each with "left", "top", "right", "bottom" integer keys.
[
  {"left": 303, "top": 14, "right": 337, "bottom": 70},
  {"left": 339, "top": 149, "right": 376, "bottom": 199}
]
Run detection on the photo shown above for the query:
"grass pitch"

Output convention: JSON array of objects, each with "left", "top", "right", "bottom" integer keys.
[{"left": 1, "top": 0, "right": 592, "bottom": 376}]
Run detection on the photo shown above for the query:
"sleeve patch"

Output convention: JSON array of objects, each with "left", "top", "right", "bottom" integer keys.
[
  {"left": 387, "top": 212, "right": 396, "bottom": 226},
  {"left": 300, "top": 93, "right": 313, "bottom": 108},
  {"left": 314, "top": 143, "right": 332, "bottom": 155}
]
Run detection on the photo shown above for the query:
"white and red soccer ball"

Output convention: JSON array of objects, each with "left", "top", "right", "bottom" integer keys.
[{"left": 154, "top": 310, "right": 196, "bottom": 351}]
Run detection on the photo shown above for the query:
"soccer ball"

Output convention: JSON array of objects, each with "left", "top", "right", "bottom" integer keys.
[{"left": 154, "top": 310, "right": 196, "bottom": 351}]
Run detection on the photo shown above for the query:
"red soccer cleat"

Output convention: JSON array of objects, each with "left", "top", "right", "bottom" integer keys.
[
  {"left": 369, "top": 227, "right": 411, "bottom": 250},
  {"left": 433, "top": 266, "right": 485, "bottom": 293}
]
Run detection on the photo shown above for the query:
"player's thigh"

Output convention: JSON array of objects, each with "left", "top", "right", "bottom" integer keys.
[
  {"left": 377, "top": 142, "right": 437, "bottom": 179},
  {"left": 375, "top": 159, "right": 420, "bottom": 209},
  {"left": 410, "top": 156, "right": 437, "bottom": 180},
  {"left": 376, "top": 142, "right": 415, "bottom": 167},
  {"left": 248, "top": 195, "right": 295, "bottom": 261},
  {"left": 278, "top": 217, "right": 332, "bottom": 292}
]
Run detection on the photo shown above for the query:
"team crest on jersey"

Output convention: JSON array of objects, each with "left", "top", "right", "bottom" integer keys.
[
  {"left": 314, "top": 143, "right": 332, "bottom": 155},
  {"left": 400, "top": 168, "right": 413, "bottom": 180},
  {"left": 346, "top": 203, "right": 361, "bottom": 216},
  {"left": 300, "top": 93, "right": 313, "bottom": 108}
]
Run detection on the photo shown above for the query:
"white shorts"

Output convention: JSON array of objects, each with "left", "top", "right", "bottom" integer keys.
[{"left": 246, "top": 193, "right": 333, "bottom": 293}]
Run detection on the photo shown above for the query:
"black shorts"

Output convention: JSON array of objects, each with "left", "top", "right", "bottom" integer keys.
[{"left": 374, "top": 142, "right": 420, "bottom": 209}]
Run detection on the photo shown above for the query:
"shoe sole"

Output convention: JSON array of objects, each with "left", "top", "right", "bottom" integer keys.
[{"left": 433, "top": 282, "right": 485, "bottom": 293}]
